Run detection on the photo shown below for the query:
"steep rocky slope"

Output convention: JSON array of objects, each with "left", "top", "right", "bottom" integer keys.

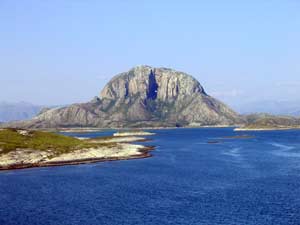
[{"left": 3, "top": 66, "right": 241, "bottom": 128}]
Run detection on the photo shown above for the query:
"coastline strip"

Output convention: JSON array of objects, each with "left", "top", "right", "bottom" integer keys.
[{"left": 0, "top": 146, "right": 155, "bottom": 171}]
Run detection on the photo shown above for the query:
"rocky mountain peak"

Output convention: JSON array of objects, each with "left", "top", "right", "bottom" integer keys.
[
  {"left": 2, "top": 66, "right": 241, "bottom": 128},
  {"left": 100, "top": 65, "right": 206, "bottom": 102}
]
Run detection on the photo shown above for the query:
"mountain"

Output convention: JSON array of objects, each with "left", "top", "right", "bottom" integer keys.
[
  {"left": 3, "top": 66, "right": 241, "bottom": 128},
  {"left": 0, "top": 102, "right": 44, "bottom": 122},
  {"left": 231, "top": 100, "right": 300, "bottom": 116},
  {"left": 293, "top": 110, "right": 300, "bottom": 116},
  {"left": 237, "top": 114, "right": 300, "bottom": 130}
]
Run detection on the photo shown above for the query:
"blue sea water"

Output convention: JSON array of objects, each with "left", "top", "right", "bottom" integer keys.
[{"left": 1, "top": 128, "right": 300, "bottom": 225}]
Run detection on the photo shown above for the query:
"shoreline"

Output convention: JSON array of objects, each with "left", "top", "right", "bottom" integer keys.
[
  {"left": 1, "top": 125, "right": 240, "bottom": 133},
  {"left": 234, "top": 127, "right": 300, "bottom": 131},
  {"left": 0, "top": 130, "right": 156, "bottom": 172},
  {"left": 54, "top": 125, "right": 238, "bottom": 133},
  {"left": 0, "top": 146, "right": 155, "bottom": 171}
]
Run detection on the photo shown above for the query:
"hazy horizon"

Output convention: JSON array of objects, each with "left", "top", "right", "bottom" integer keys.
[{"left": 1, "top": 1, "right": 299, "bottom": 106}]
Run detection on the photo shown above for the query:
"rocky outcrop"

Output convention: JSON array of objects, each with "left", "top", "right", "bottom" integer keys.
[
  {"left": 3, "top": 65, "right": 242, "bottom": 128},
  {"left": 236, "top": 114, "right": 300, "bottom": 130},
  {"left": 0, "top": 129, "right": 154, "bottom": 170}
]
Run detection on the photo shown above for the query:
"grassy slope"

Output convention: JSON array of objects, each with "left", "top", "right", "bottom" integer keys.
[
  {"left": 0, "top": 129, "right": 115, "bottom": 155},
  {"left": 242, "top": 116, "right": 300, "bottom": 129}
]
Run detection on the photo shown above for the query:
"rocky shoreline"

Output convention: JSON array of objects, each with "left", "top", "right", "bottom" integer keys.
[
  {"left": 0, "top": 130, "right": 156, "bottom": 171},
  {"left": 234, "top": 127, "right": 300, "bottom": 131},
  {"left": 55, "top": 126, "right": 236, "bottom": 133},
  {"left": 0, "top": 146, "right": 154, "bottom": 171}
]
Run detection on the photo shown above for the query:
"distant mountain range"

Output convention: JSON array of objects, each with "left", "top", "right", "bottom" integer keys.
[
  {"left": 0, "top": 102, "right": 44, "bottom": 122},
  {"left": 2, "top": 99, "right": 298, "bottom": 124},
  {"left": 1, "top": 66, "right": 299, "bottom": 130},
  {"left": 231, "top": 100, "right": 300, "bottom": 116},
  {"left": 0, "top": 102, "right": 65, "bottom": 123}
]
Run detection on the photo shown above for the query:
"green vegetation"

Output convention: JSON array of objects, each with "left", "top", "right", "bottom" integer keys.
[
  {"left": 0, "top": 129, "right": 115, "bottom": 155},
  {"left": 243, "top": 116, "right": 300, "bottom": 129}
]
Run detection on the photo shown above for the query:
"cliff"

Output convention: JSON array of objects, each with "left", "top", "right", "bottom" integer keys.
[{"left": 3, "top": 65, "right": 241, "bottom": 128}]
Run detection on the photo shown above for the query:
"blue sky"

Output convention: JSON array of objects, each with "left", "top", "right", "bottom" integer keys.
[{"left": 0, "top": 0, "right": 299, "bottom": 107}]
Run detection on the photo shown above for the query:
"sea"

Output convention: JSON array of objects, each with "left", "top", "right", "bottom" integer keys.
[{"left": 1, "top": 128, "right": 300, "bottom": 225}]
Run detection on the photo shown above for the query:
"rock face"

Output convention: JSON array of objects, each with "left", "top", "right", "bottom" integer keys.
[{"left": 4, "top": 66, "right": 241, "bottom": 128}]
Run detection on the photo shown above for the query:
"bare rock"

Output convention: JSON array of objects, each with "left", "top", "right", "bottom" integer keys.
[{"left": 3, "top": 65, "right": 242, "bottom": 128}]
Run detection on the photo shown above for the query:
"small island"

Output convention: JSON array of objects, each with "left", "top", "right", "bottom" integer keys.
[
  {"left": 235, "top": 115, "right": 300, "bottom": 131},
  {"left": 0, "top": 129, "right": 154, "bottom": 170}
]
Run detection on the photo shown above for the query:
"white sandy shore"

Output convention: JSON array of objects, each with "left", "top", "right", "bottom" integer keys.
[
  {"left": 113, "top": 131, "right": 155, "bottom": 137},
  {"left": 60, "top": 128, "right": 105, "bottom": 133},
  {"left": 87, "top": 136, "right": 147, "bottom": 143},
  {"left": 234, "top": 127, "right": 300, "bottom": 131}
]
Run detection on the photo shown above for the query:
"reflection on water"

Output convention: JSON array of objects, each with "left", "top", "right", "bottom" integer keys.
[{"left": 270, "top": 142, "right": 300, "bottom": 157}]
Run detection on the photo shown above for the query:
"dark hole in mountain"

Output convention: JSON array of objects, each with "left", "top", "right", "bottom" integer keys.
[
  {"left": 125, "top": 82, "right": 129, "bottom": 98},
  {"left": 147, "top": 70, "right": 158, "bottom": 100}
]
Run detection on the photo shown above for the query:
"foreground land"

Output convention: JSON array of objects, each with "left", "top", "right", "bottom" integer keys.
[{"left": 0, "top": 129, "right": 154, "bottom": 170}]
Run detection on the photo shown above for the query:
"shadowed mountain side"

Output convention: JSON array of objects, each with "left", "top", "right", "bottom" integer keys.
[{"left": 3, "top": 66, "right": 242, "bottom": 129}]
